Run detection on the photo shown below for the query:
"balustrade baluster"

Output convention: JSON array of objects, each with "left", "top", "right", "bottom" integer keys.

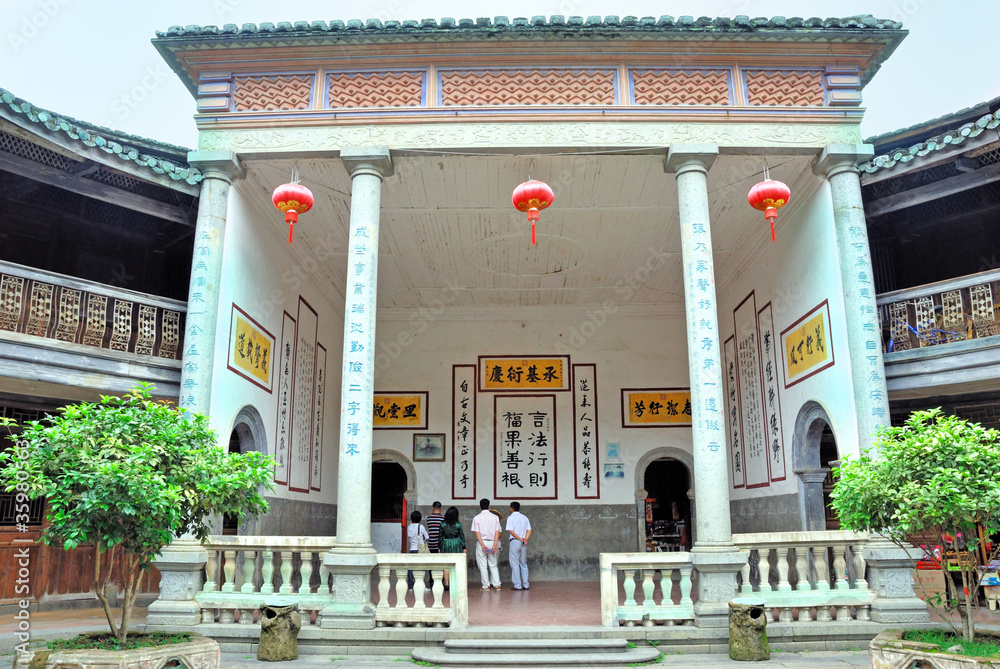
[
  {"left": 299, "top": 551, "right": 313, "bottom": 594},
  {"left": 758, "top": 548, "right": 772, "bottom": 592},
  {"left": 260, "top": 549, "right": 275, "bottom": 594},
  {"left": 740, "top": 558, "right": 752, "bottom": 593},
  {"left": 777, "top": 547, "right": 792, "bottom": 591},
  {"left": 658, "top": 568, "right": 673, "bottom": 608},
  {"left": 832, "top": 545, "right": 848, "bottom": 589},
  {"left": 241, "top": 550, "right": 257, "bottom": 594},
  {"left": 377, "top": 566, "right": 391, "bottom": 611},
  {"left": 413, "top": 570, "right": 427, "bottom": 609},
  {"left": 623, "top": 569, "right": 637, "bottom": 607},
  {"left": 852, "top": 544, "right": 869, "bottom": 590},
  {"left": 778, "top": 607, "right": 793, "bottom": 623},
  {"left": 201, "top": 607, "right": 215, "bottom": 624},
  {"left": 220, "top": 605, "right": 235, "bottom": 624},
  {"left": 318, "top": 557, "right": 331, "bottom": 594},
  {"left": 204, "top": 550, "right": 218, "bottom": 592},
  {"left": 221, "top": 550, "right": 237, "bottom": 593},
  {"left": 795, "top": 547, "right": 810, "bottom": 591},
  {"left": 395, "top": 568, "right": 409, "bottom": 610},
  {"left": 814, "top": 546, "right": 830, "bottom": 591},
  {"left": 431, "top": 569, "right": 444, "bottom": 609},
  {"left": 679, "top": 566, "right": 693, "bottom": 607},
  {"left": 641, "top": 570, "right": 655, "bottom": 607},
  {"left": 279, "top": 550, "right": 293, "bottom": 594}
]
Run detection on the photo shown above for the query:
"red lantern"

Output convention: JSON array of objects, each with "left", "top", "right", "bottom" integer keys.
[
  {"left": 511, "top": 179, "right": 554, "bottom": 245},
  {"left": 272, "top": 182, "right": 314, "bottom": 244},
  {"left": 747, "top": 179, "right": 791, "bottom": 242}
]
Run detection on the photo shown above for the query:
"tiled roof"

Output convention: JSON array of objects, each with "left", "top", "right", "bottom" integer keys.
[
  {"left": 860, "top": 105, "right": 1000, "bottom": 176},
  {"left": 156, "top": 14, "right": 903, "bottom": 37},
  {"left": 0, "top": 88, "right": 202, "bottom": 186}
]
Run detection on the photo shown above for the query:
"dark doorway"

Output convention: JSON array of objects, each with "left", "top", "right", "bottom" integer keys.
[
  {"left": 222, "top": 428, "right": 243, "bottom": 535},
  {"left": 371, "top": 461, "right": 407, "bottom": 552},
  {"left": 643, "top": 458, "right": 692, "bottom": 551},
  {"left": 819, "top": 423, "right": 840, "bottom": 530}
]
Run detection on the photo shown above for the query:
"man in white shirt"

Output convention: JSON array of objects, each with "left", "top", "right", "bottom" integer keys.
[
  {"left": 471, "top": 498, "right": 502, "bottom": 590},
  {"left": 505, "top": 501, "right": 532, "bottom": 590}
]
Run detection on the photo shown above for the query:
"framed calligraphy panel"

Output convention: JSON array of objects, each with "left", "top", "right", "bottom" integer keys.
[
  {"left": 227, "top": 304, "right": 274, "bottom": 392},
  {"left": 452, "top": 365, "right": 476, "bottom": 500},
  {"left": 757, "top": 303, "right": 786, "bottom": 482},
  {"left": 780, "top": 300, "right": 835, "bottom": 388},
  {"left": 734, "top": 291, "right": 769, "bottom": 489},
  {"left": 310, "top": 343, "right": 327, "bottom": 492},
  {"left": 288, "top": 297, "right": 317, "bottom": 493},
  {"left": 373, "top": 392, "right": 428, "bottom": 430},
  {"left": 723, "top": 336, "right": 745, "bottom": 488},
  {"left": 272, "top": 311, "right": 296, "bottom": 485},
  {"left": 621, "top": 389, "right": 692, "bottom": 428},
  {"left": 494, "top": 394, "right": 557, "bottom": 500},
  {"left": 478, "top": 355, "right": 570, "bottom": 392},
  {"left": 572, "top": 364, "right": 599, "bottom": 499}
]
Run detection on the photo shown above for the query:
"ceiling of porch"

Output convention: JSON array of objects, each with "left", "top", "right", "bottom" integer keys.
[{"left": 235, "top": 152, "right": 819, "bottom": 311}]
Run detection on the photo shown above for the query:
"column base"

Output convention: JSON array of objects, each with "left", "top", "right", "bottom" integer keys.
[
  {"left": 146, "top": 543, "right": 207, "bottom": 627},
  {"left": 691, "top": 544, "right": 748, "bottom": 628},
  {"left": 318, "top": 549, "right": 377, "bottom": 630},
  {"left": 864, "top": 537, "right": 931, "bottom": 625}
]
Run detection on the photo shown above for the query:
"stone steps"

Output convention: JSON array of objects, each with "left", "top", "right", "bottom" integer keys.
[{"left": 411, "top": 637, "right": 661, "bottom": 667}]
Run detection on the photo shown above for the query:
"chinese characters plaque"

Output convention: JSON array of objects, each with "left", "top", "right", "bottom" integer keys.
[
  {"left": 288, "top": 297, "right": 318, "bottom": 493},
  {"left": 310, "top": 343, "right": 327, "bottom": 491},
  {"left": 494, "top": 395, "right": 557, "bottom": 500},
  {"left": 572, "top": 364, "right": 599, "bottom": 499},
  {"left": 780, "top": 300, "right": 835, "bottom": 388},
  {"left": 227, "top": 304, "right": 274, "bottom": 392},
  {"left": 479, "top": 356, "right": 570, "bottom": 392},
  {"left": 452, "top": 365, "right": 476, "bottom": 500},
  {"left": 273, "top": 311, "right": 296, "bottom": 485},
  {"left": 723, "top": 336, "right": 745, "bottom": 488},
  {"left": 734, "top": 292, "right": 769, "bottom": 489},
  {"left": 757, "top": 303, "right": 786, "bottom": 481},
  {"left": 621, "top": 389, "right": 692, "bottom": 427},
  {"left": 372, "top": 392, "right": 428, "bottom": 429}
]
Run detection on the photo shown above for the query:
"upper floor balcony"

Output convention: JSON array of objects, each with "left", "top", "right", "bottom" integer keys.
[
  {"left": 878, "top": 268, "right": 1000, "bottom": 399},
  {"left": 0, "top": 259, "right": 185, "bottom": 400}
]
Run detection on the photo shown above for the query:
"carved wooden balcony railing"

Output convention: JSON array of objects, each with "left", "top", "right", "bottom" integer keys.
[
  {"left": 877, "top": 269, "right": 1000, "bottom": 352},
  {"left": 0, "top": 260, "right": 185, "bottom": 360}
]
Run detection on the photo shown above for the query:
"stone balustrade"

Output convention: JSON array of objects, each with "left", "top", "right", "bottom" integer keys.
[
  {"left": 599, "top": 552, "right": 695, "bottom": 627},
  {"left": 374, "top": 553, "right": 469, "bottom": 628},
  {"left": 195, "top": 535, "right": 336, "bottom": 625},
  {"left": 732, "top": 531, "right": 873, "bottom": 623}
]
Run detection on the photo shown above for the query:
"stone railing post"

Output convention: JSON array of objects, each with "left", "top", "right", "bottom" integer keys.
[
  {"left": 146, "top": 548, "right": 208, "bottom": 626},
  {"left": 864, "top": 536, "right": 931, "bottom": 624}
]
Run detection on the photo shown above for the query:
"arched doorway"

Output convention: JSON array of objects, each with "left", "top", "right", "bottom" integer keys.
[
  {"left": 370, "top": 450, "right": 417, "bottom": 554},
  {"left": 792, "top": 401, "right": 841, "bottom": 531},
  {"left": 635, "top": 448, "right": 695, "bottom": 552},
  {"left": 223, "top": 406, "right": 267, "bottom": 535}
]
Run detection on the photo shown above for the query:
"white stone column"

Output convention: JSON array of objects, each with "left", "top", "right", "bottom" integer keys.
[
  {"left": 665, "top": 144, "right": 747, "bottom": 627},
  {"left": 813, "top": 145, "right": 890, "bottom": 451},
  {"left": 177, "top": 150, "right": 245, "bottom": 414},
  {"left": 321, "top": 146, "right": 392, "bottom": 630},
  {"left": 147, "top": 151, "right": 243, "bottom": 627}
]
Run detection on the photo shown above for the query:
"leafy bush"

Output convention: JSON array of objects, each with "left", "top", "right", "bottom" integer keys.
[
  {"left": 831, "top": 408, "right": 1000, "bottom": 641},
  {"left": 0, "top": 384, "right": 275, "bottom": 643}
]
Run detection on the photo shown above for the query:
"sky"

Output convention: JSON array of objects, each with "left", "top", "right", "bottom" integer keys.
[{"left": 0, "top": 0, "right": 997, "bottom": 150}]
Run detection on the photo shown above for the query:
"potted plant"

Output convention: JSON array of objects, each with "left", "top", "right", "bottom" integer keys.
[
  {"left": 832, "top": 408, "right": 1000, "bottom": 664},
  {"left": 0, "top": 384, "right": 275, "bottom": 667}
]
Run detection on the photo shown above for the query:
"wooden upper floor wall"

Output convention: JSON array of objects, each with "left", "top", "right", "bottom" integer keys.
[{"left": 153, "top": 16, "right": 906, "bottom": 129}]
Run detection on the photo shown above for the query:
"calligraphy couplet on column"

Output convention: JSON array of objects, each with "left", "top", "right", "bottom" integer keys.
[
  {"left": 310, "top": 343, "right": 327, "bottom": 492},
  {"left": 452, "top": 365, "right": 477, "bottom": 500},
  {"left": 288, "top": 296, "right": 318, "bottom": 493},
  {"left": 723, "top": 336, "right": 745, "bottom": 489},
  {"left": 620, "top": 389, "right": 692, "bottom": 427},
  {"left": 572, "top": 364, "right": 599, "bottom": 499},
  {"left": 273, "top": 311, "right": 296, "bottom": 485},
  {"left": 226, "top": 304, "right": 275, "bottom": 392},
  {"left": 494, "top": 394, "right": 557, "bottom": 500},
  {"left": 733, "top": 291, "right": 770, "bottom": 489},
  {"left": 780, "top": 300, "right": 835, "bottom": 388},
  {"left": 756, "top": 303, "right": 786, "bottom": 482},
  {"left": 479, "top": 355, "right": 571, "bottom": 392}
]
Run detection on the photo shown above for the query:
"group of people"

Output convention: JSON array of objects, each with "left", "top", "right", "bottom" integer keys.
[{"left": 406, "top": 498, "right": 532, "bottom": 592}]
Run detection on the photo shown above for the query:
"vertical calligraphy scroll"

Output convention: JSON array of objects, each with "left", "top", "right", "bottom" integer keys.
[
  {"left": 723, "top": 336, "right": 745, "bottom": 488},
  {"left": 452, "top": 365, "right": 477, "bottom": 500},
  {"left": 273, "top": 311, "right": 296, "bottom": 485},
  {"left": 288, "top": 297, "right": 317, "bottom": 493},
  {"left": 756, "top": 303, "right": 786, "bottom": 482},
  {"left": 310, "top": 343, "right": 327, "bottom": 492},
  {"left": 494, "top": 394, "right": 557, "bottom": 500},
  {"left": 733, "top": 291, "right": 769, "bottom": 489},
  {"left": 572, "top": 364, "right": 599, "bottom": 499}
]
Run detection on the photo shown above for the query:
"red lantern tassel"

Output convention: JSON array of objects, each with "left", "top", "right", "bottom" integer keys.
[
  {"left": 770, "top": 218, "right": 775, "bottom": 242},
  {"left": 532, "top": 220, "right": 536, "bottom": 245}
]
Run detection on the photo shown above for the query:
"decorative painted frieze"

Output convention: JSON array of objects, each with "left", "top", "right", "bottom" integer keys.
[
  {"left": 233, "top": 74, "right": 313, "bottom": 111},
  {"left": 439, "top": 68, "right": 616, "bottom": 106},
  {"left": 744, "top": 69, "right": 825, "bottom": 107},
  {"left": 329, "top": 71, "right": 424, "bottom": 108},
  {"left": 631, "top": 69, "right": 730, "bottom": 106}
]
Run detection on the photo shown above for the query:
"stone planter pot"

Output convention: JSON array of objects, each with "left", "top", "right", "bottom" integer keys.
[
  {"left": 870, "top": 630, "right": 1000, "bottom": 669},
  {"left": 13, "top": 633, "right": 219, "bottom": 669}
]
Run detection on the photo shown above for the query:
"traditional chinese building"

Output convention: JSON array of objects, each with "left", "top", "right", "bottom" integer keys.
[{"left": 5, "top": 13, "right": 941, "bottom": 642}]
